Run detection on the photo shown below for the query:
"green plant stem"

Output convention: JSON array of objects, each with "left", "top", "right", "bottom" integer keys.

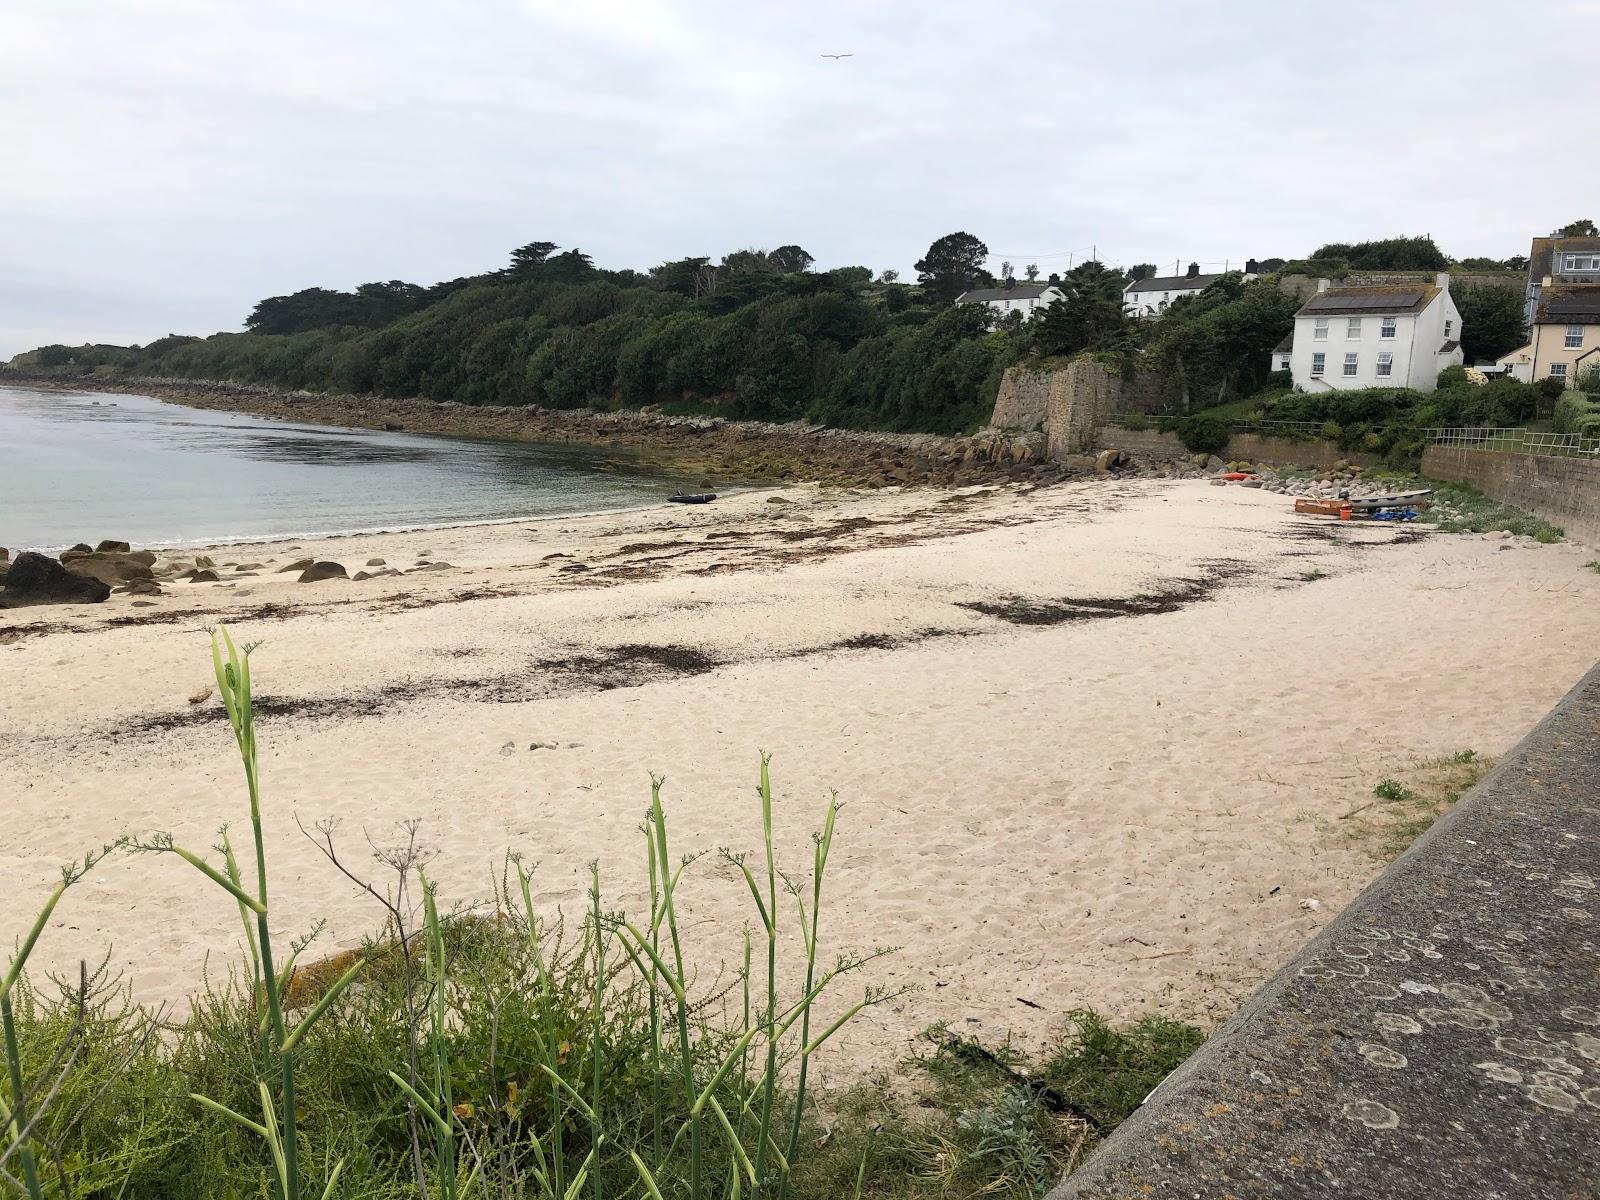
[
  {"left": 1, "top": 995, "right": 45, "bottom": 1200},
  {"left": 649, "top": 781, "right": 700, "bottom": 1200},
  {"left": 589, "top": 866, "right": 604, "bottom": 1200},
  {"left": 751, "top": 759, "right": 778, "bottom": 1197}
]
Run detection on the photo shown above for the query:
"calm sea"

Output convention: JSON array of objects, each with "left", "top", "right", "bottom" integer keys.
[{"left": 0, "top": 385, "right": 710, "bottom": 552}]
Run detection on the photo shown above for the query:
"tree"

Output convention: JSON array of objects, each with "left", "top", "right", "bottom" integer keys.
[
  {"left": 1142, "top": 274, "right": 1298, "bottom": 404},
  {"left": 878, "top": 269, "right": 899, "bottom": 285},
  {"left": 1454, "top": 284, "right": 1528, "bottom": 363},
  {"left": 1024, "top": 263, "right": 1039, "bottom": 281},
  {"left": 509, "top": 241, "right": 559, "bottom": 271},
  {"left": 769, "top": 245, "right": 815, "bottom": 273},
  {"left": 1309, "top": 236, "right": 1447, "bottom": 271},
  {"left": 914, "top": 232, "right": 990, "bottom": 305},
  {"left": 999, "top": 260, "right": 1014, "bottom": 285},
  {"left": 1561, "top": 219, "right": 1598, "bottom": 237},
  {"left": 1127, "top": 263, "right": 1157, "bottom": 282},
  {"left": 1028, "top": 261, "right": 1130, "bottom": 357}
]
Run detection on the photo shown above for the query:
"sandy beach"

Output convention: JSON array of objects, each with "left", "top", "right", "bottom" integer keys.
[{"left": 5, "top": 477, "right": 1600, "bottom": 1084}]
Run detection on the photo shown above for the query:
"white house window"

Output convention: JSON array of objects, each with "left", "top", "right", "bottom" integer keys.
[
  {"left": 1380, "top": 316, "right": 1397, "bottom": 338},
  {"left": 1550, "top": 363, "right": 1569, "bottom": 380},
  {"left": 1444, "top": 319, "right": 1453, "bottom": 338},
  {"left": 1346, "top": 318, "right": 1362, "bottom": 339},
  {"left": 1377, "top": 352, "right": 1393, "bottom": 377},
  {"left": 1343, "top": 352, "right": 1359, "bottom": 376},
  {"left": 1311, "top": 352, "right": 1326, "bottom": 376},
  {"left": 1278, "top": 355, "right": 1291, "bottom": 370},
  {"left": 1564, "top": 253, "right": 1600, "bottom": 271},
  {"left": 1313, "top": 318, "right": 1329, "bottom": 340},
  {"left": 1565, "top": 325, "right": 1584, "bottom": 348}
]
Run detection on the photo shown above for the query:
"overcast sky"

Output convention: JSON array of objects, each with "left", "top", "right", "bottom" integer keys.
[{"left": 3, "top": 0, "right": 1597, "bottom": 359}]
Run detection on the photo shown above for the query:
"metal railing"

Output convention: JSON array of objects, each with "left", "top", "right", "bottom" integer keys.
[{"left": 1425, "top": 426, "right": 1600, "bottom": 458}]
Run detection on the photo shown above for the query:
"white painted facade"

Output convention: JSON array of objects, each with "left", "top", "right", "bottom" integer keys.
[
  {"left": 1288, "top": 279, "right": 1463, "bottom": 393},
  {"left": 955, "top": 284, "right": 1065, "bottom": 319}
]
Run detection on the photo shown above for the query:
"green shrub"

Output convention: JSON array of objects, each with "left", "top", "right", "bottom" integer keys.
[
  {"left": 1263, "top": 369, "right": 1291, "bottom": 391},
  {"left": 1178, "top": 413, "right": 1231, "bottom": 454},
  {"left": 1554, "top": 391, "right": 1600, "bottom": 435},
  {"left": 1536, "top": 376, "right": 1568, "bottom": 402}
]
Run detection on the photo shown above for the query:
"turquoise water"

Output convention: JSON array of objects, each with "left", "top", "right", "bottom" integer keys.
[{"left": 0, "top": 385, "right": 710, "bottom": 552}]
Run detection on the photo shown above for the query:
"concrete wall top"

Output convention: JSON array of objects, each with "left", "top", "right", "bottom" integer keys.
[{"left": 1052, "top": 659, "right": 1600, "bottom": 1199}]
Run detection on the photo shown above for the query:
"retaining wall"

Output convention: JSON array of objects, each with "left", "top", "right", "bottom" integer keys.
[
  {"left": 1422, "top": 445, "right": 1600, "bottom": 547},
  {"left": 1051, "top": 659, "right": 1600, "bottom": 1199}
]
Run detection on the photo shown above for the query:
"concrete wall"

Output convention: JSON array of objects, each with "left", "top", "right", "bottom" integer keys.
[
  {"left": 1422, "top": 444, "right": 1600, "bottom": 547},
  {"left": 1052, "top": 659, "right": 1600, "bottom": 1199}
]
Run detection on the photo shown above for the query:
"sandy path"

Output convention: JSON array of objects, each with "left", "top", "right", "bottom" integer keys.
[{"left": 4, "top": 479, "right": 1599, "bottom": 1082}]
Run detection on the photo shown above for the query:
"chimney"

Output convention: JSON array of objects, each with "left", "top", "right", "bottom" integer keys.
[
  {"left": 1316, "top": 278, "right": 1331, "bottom": 293},
  {"left": 1245, "top": 258, "right": 1260, "bottom": 274},
  {"left": 1186, "top": 262, "right": 1200, "bottom": 278}
]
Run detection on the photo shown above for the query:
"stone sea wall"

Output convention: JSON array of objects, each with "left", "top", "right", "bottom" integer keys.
[
  {"left": 1100, "top": 427, "right": 1381, "bottom": 471},
  {"left": 1421, "top": 444, "right": 1600, "bottom": 548}
]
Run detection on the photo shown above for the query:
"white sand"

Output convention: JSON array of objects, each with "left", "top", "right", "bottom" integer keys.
[{"left": 5, "top": 479, "right": 1599, "bottom": 1081}]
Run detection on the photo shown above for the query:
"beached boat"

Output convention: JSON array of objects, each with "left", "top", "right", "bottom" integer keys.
[{"left": 667, "top": 492, "right": 718, "bottom": 504}]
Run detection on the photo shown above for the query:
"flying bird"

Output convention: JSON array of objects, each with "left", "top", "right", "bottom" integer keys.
[{"left": 820, "top": 53, "right": 853, "bottom": 59}]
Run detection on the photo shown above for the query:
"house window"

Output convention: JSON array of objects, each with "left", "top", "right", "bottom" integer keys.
[
  {"left": 1444, "top": 319, "right": 1453, "bottom": 338},
  {"left": 1278, "top": 355, "right": 1291, "bottom": 370},
  {"left": 1346, "top": 318, "right": 1362, "bottom": 339},
  {"left": 1377, "top": 352, "right": 1393, "bottom": 377},
  {"left": 1564, "top": 253, "right": 1600, "bottom": 271},
  {"left": 1311, "top": 352, "right": 1326, "bottom": 376},
  {"left": 1565, "top": 324, "right": 1584, "bottom": 348},
  {"left": 1313, "top": 318, "right": 1329, "bottom": 340},
  {"left": 1343, "top": 352, "right": 1359, "bottom": 377},
  {"left": 1380, "top": 316, "right": 1397, "bottom": 338},
  {"left": 1550, "top": 363, "right": 1569, "bottom": 380}
]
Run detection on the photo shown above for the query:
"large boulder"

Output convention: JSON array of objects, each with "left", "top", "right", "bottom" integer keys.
[
  {"left": 62, "top": 552, "right": 155, "bottom": 587},
  {"left": 298, "top": 561, "right": 348, "bottom": 583},
  {"left": 94, "top": 539, "right": 131, "bottom": 553},
  {"left": 0, "top": 552, "right": 111, "bottom": 607},
  {"left": 278, "top": 558, "right": 315, "bottom": 573}
]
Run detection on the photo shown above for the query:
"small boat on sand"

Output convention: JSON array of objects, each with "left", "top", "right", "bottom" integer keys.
[{"left": 667, "top": 492, "right": 718, "bottom": 505}]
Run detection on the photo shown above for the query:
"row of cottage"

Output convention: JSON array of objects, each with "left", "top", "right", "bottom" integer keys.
[{"left": 955, "top": 231, "right": 1600, "bottom": 393}]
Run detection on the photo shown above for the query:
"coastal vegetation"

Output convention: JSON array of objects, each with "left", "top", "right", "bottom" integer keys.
[
  {"left": 2, "top": 633, "right": 1203, "bottom": 1199},
  {"left": 3, "top": 233, "right": 1533, "bottom": 444}
]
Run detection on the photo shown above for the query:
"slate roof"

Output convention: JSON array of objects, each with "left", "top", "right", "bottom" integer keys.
[
  {"left": 1529, "top": 235, "right": 1600, "bottom": 282},
  {"left": 1538, "top": 285, "right": 1600, "bottom": 325},
  {"left": 1295, "top": 284, "right": 1441, "bottom": 318},
  {"left": 1124, "top": 273, "right": 1223, "bottom": 294},
  {"left": 956, "top": 283, "right": 1055, "bottom": 303},
  {"left": 1272, "top": 335, "right": 1293, "bottom": 353},
  {"left": 1439, "top": 340, "right": 1459, "bottom": 353}
]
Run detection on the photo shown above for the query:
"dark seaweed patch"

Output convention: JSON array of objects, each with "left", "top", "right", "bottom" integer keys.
[{"left": 958, "top": 559, "right": 1251, "bottom": 627}]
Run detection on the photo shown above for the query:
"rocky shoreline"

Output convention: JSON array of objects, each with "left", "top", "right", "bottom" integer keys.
[{"left": 3, "top": 373, "right": 1091, "bottom": 489}]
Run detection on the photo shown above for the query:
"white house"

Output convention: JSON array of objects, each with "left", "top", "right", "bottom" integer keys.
[
  {"left": 1269, "top": 335, "right": 1293, "bottom": 375},
  {"left": 1123, "top": 261, "right": 1260, "bottom": 318},
  {"left": 1287, "top": 275, "right": 1463, "bottom": 393},
  {"left": 955, "top": 282, "right": 1065, "bottom": 318}
]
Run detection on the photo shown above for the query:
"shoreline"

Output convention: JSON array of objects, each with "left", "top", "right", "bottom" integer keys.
[{"left": 1, "top": 371, "right": 1088, "bottom": 489}]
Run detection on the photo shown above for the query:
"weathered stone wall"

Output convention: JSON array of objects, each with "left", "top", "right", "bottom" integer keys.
[
  {"left": 1044, "top": 360, "right": 1122, "bottom": 458},
  {"left": 990, "top": 360, "right": 1179, "bottom": 456},
  {"left": 1422, "top": 444, "right": 1600, "bottom": 546},
  {"left": 988, "top": 367, "right": 1054, "bottom": 433},
  {"left": 1052, "top": 659, "right": 1600, "bottom": 1198}
]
